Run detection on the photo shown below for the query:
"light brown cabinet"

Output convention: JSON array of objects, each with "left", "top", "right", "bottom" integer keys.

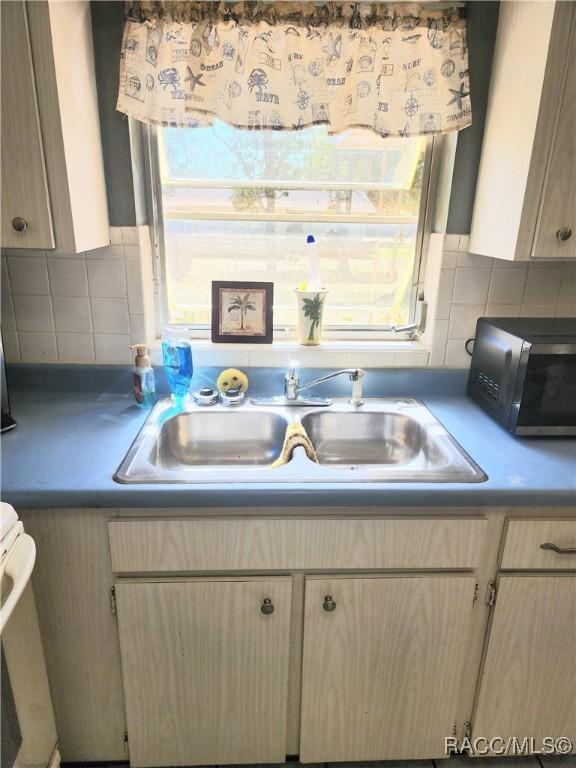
[
  {"left": 0, "top": 1, "right": 54, "bottom": 250},
  {"left": 115, "top": 577, "right": 292, "bottom": 768},
  {"left": 473, "top": 575, "right": 576, "bottom": 749},
  {"left": 300, "top": 575, "right": 476, "bottom": 762},
  {"left": 21, "top": 508, "right": 576, "bottom": 765},
  {"left": 470, "top": 2, "right": 576, "bottom": 261},
  {"left": 532, "top": 24, "right": 576, "bottom": 260},
  {"left": 0, "top": 1, "right": 109, "bottom": 253}
]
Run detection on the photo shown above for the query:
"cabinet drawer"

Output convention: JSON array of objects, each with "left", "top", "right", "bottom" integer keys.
[
  {"left": 109, "top": 517, "right": 486, "bottom": 573},
  {"left": 501, "top": 518, "right": 576, "bottom": 570}
]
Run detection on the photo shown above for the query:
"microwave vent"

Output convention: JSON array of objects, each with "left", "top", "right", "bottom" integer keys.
[{"left": 473, "top": 368, "right": 500, "bottom": 400}]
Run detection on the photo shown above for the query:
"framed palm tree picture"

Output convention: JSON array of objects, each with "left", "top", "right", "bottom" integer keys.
[{"left": 211, "top": 281, "right": 273, "bottom": 343}]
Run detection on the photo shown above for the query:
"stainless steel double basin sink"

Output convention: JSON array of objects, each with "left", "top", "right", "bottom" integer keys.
[{"left": 114, "top": 398, "right": 486, "bottom": 484}]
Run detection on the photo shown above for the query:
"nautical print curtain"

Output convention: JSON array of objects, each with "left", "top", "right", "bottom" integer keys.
[{"left": 117, "top": 1, "right": 471, "bottom": 138}]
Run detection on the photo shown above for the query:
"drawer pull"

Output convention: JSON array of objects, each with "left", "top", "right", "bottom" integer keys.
[
  {"left": 323, "top": 595, "right": 336, "bottom": 612},
  {"left": 260, "top": 598, "right": 274, "bottom": 615},
  {"left": 540, "top": 542, "right": 576, "bottom": 555}
]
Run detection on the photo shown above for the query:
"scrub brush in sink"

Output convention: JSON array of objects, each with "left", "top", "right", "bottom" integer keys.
[{"left": 270, "top": 423, "right": 318, "bottom": 468}]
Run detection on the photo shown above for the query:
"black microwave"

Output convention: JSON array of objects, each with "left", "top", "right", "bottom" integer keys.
[{"left": 467, "top": 318, "right": 576, "bottom": 436}]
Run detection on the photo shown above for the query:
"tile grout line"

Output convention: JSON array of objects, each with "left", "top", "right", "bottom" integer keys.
[{"left": 44, "top": 250, "right": 60, "bottom": 361}]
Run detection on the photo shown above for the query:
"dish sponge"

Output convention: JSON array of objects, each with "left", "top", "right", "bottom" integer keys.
[
  {"left": 270, "top": 423, "right": 318, "bottom": 468},
  {"left": 216, "top": 368, "right": 249, "bottom": 393}
]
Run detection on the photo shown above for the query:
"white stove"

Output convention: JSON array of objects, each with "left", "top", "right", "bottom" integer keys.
[{"left": 1, "top": 503, "right": 59, "bottom": 768}]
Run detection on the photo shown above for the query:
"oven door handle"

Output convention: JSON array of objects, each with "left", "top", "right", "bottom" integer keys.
[
  {"left": 540, "top": 542, "right": 576, "bottom": 555},
  {"left": 0, "top": 533, "right": 36, "bottom": 633}
]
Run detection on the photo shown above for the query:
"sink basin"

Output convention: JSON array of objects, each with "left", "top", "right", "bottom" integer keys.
[
  {"left": 302, "top": 411, "right": 434, "bottom": 465},
  {"left": 115, "top": 398, "right": 486, "bottom": 484},
  {"left": 156, "top": 411, "right": 286, "bottom": 466}
]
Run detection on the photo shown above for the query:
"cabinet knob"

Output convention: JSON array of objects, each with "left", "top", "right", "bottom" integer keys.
[
  {"left": 11, "top": 216, "right": 27, "bottom": 233},
  {"left": 556, "top": 227, "right": 572, "bottom": 242},
  {"left": 261, "top": 598, "right": 274, "bottom": 615},
  {"left": 323, "top": 595, "right": 336, "bottom": 612}
]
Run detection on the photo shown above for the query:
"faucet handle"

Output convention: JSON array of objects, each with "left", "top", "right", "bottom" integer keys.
[
  {"left": 349, "top": 368, "right": 365, "bottom": 381},
  {"left": 285, "top": 361, "right": 300, "bottom": 400},
  {"left": 287, "top": 359, "right": 299, "bottom": 373}
]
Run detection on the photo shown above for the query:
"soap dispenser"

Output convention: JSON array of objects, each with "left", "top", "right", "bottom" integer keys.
[{"left": 130, "top": 344, "right": 156, "bottom": 408}]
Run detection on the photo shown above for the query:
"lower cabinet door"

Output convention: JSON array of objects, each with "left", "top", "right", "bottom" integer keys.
[
  {"left": 300, "top": 575, "right": 475, "bottom": 762},
  {"left": 115, "top": 578, "right": 292, "bottom": 767},
  {"left": 473, "top": 575, "right": 576, "bottom": 750}
]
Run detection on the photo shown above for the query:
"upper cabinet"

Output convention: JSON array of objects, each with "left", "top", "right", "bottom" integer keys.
[
  {"left": 1, "top": 1, "right": 109, "bottom": 253},
  {"left": 470, "top": 2, "right": 576, "bottom": 261}
]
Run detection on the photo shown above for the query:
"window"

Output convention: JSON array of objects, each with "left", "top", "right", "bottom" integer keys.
[{"left": 153, "top": 121, "right": 431, "bottom": 336}]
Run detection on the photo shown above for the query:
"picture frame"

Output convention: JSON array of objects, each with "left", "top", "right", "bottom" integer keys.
[{"left": 211, "top": 281, "right": 274, "bottom": 344}]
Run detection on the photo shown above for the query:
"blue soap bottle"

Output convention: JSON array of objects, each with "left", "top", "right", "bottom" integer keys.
[{"left": 162, "top": 331, "right": 193, "bottom": 403}]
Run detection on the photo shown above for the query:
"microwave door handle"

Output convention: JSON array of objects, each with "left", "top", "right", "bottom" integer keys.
[
  {"left": 540, "top": 542, "right": 576, "bottom": 555},
  {"left": 0, "top": 533, "right": 36, "bottom": 632}
]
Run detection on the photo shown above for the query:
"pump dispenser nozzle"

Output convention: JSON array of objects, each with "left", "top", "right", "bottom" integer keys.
[{"left": 130, "top": 344, "right": 151, "bottom": 368}]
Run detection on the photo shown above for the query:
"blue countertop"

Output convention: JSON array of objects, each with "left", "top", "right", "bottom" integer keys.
[{"left": 1, "top": 365, "right": 575, "bottom": 509}]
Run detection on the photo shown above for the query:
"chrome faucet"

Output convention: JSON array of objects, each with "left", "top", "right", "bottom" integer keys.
[{"left": 284, "top": 365, "right": 365, "bottom": 407}]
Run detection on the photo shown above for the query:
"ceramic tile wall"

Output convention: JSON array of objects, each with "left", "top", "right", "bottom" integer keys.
[
  {"left": 3, "top": 227, "right": 574, "bottom": 369},
  {"left": 1, "top": 227, "right": 154, "bottom": 364},
  {"left": 430, "top": 235, "right": 576, "bottom": 368}
]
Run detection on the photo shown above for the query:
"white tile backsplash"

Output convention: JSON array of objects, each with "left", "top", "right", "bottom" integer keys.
[
  {"left": 558, "top": 263, "right": 576, "bottom": 305},
  {"left": 19, "top": 331, "right": 58, "bottom": 362},
  {"left": 7, "top": 255, "right": 49, "bottom": 295},
  {"left": 432, "top": 234, "right": 573, "bottom": 369},
  {"left": 1, "top": 260, "right": 11, "bottom": 301},
  {"left": 110, "top": 228, "right": 122, "bottom": 245},
  {"left": 3, "top": 331, "right": 20, "bottom": 362},
  {"left": 125, "top": 261, "right": 144, "bottom": 314},
  {"left": 436, "top": 270, "right": 455, "bottom": 319},
  {"left": 48, "top": 258, "right": 88, "bottom": 297},
  {"left": 91, "top": 297, "right": 130, "bottom": 334},
  {"left": 523, "top": 267, "right": 562, "bottom": 305},
  {"left": 443, "top": 235, "right": 460, "bottom": 252},
  {"left": 448, "top": 304, "right": 486, "bottom": 340},
  {"left": 453, "top": 267, "right": 491, "bottom": 304},
  {"left": 520, "top": 304, "right": 560, "bottom": 317},
  {"left": 53, "top": 296, "right": 93, "bottom": 333},
  {"left": 129, "top": 313, "right": 146, "bottom": 343},
  {"left": 13, "top": 294, "right": 54, "bottom": 332},
  {"left": 94, "top": 333, "right": 132, "bottom": 364},
  {"left": 485, "top": 304, "right": 522, "bottom": 317},
  {"left": 56, "top": 333, "right": 96, "bottom": 363},
  {"left": 87, "top": 259, "right": 127, "bottom": 298},
  {"left": 123, "top": 244, "right": 140, "bottom": 262},
  {"left": 429, "top": 318, "right": 448, "bottom": 366},
  {"left": 456, "top": 250, "right": 493, "bottom": 269},
  {"left": 2, "top": 227, "right": 573, "bottom": 368},
  {"left": 2, "top": 226, "right": 153, "bottom": 363},
  {"left": 444, "top": 339, "right": 471, "bottom": 369},
  {"left": 1, "top": 291, "right": 16, "bottom": 332},
  {"left": 487, "top": 267, "right": 527, "bottom": 304},
  {"left": 122, "top": 226, "right": 140, "bottom": 245}
]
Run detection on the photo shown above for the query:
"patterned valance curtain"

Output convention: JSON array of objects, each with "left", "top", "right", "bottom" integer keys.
[{"left": 117, "top": 1, "right": 471, "bottom": 138}]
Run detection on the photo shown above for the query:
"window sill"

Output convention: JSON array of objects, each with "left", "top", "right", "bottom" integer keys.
[{"left": 151, "top": 338, "right": 430, "bottom": 369}]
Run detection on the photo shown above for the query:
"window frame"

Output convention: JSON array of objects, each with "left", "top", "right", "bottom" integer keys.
[{"left": 141, "top": 121, "right": 438, "bottom": 342}]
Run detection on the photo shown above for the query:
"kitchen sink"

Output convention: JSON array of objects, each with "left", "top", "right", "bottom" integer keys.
[
  {"left": 156, "top": 411, "right": 287, "bottom": 466},
  {"left": 114, "top": 398, "right": 486, "bottom": 484},
  {"left": 302, "top": 411, "right": 433, "bottom": 465}
]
